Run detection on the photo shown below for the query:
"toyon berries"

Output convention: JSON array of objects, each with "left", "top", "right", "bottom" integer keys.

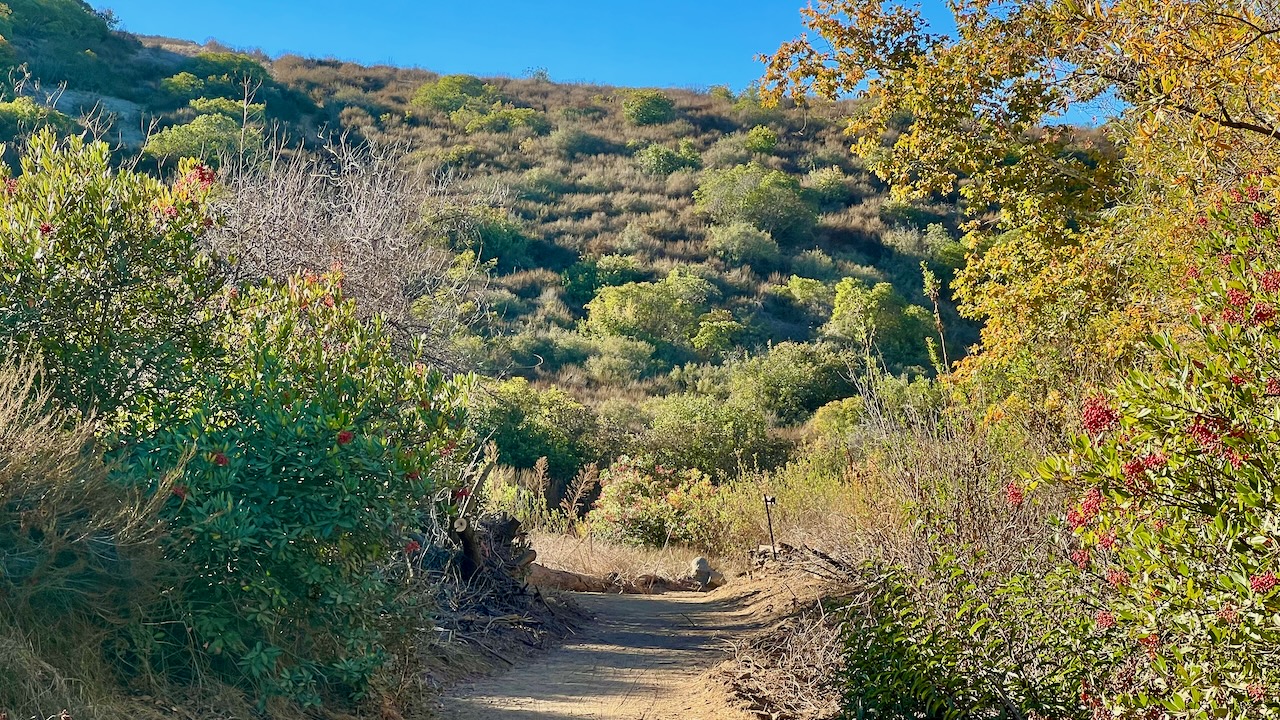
[
  {"left": 1107, "top": 569, "right": 1130, "bottom": 588},
  {"left": 172, "top": 485, "right": 189, "bottom": 500},
  {"left": 1081, "top": 395, "right": 1120, "bottom": 435},
  {"left": 1250, "top": 571, "right": 1277, "bottom": 593},
  {"left": 1249, "top": 682, "right": 1267, "bottom": 701},
  {"left": 1005, "top": 481, "right": 1025, "bottom": 507},
  {"left": 337, "top": 430, "right": 355, "bottom": 445},
  {"left": 1253, "top": 211, "right": 1271, "bottom": 228},
  {"left": 403, "top": 540, "right": 422, "bottom": 555},
  {"left": 1261, "top": 270, "right": 1280, "bottom": 293},
  {"left": 38, "top": 222, "right": 52, "bottom": 235},
  {"left": 213, "top": 452, "right": 229, "bottom": 467},
  {"left": 1228, "top": 288, "right": 1252, "bottom": 307},
  {"left": 1071, "top": 548, "right": 1091, "bottom": 569},
  {"left": 406, "top": 471, "right": 421, "bottom": 481},
  {"left": 1095, "top": 610, "right": 1116, "bottom": 629}
]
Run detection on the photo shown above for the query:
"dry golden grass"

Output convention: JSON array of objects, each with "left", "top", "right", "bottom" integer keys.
[{"left": 531, "top": 532, "right": 744, "bottom": 583}]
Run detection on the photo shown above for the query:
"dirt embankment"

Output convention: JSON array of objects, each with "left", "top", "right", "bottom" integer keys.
[{"left": 436, "top": 570, "right": 833, "bottom": 720}]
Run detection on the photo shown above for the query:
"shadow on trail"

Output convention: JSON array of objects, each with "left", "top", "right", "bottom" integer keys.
[{"left": 441, "top": 591, "right": 771, "bottom": 720}]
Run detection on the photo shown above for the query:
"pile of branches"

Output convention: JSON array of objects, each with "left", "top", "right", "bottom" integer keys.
[{"left": 726, "top": 598, "right": 850, "bottom": 720}]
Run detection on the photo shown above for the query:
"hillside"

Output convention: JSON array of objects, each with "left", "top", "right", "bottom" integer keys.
[{"left": 0, "top": 0, "right": 974, "bottom": 491}]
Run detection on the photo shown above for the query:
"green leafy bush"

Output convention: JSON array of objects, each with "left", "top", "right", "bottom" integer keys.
[
  {"left": 1036, "top": 181, "right": 1280, "bottom": 717},
  {"left": 694, "top": 162, "right": 816, "bottom": 242},
  {"left": 634, "top": 140, "right": 700, "bottom": 175},
  {"left": 0, "top": 96, "right": 73, "bottom": 138},
  {"left": 114, "top": 270, "right": 469, "bottom": 703},
  {"left": 637, "top": 394, "right": 771, "bottom": 478},
  {"left": 411, "top": 74, "right": 499, "bottom": 112},
  {"left": 0, "top": 133, "right": 223, "bottom": 420},
  {"left": 730, "top": 342, "right": 854, "bottom": 425},
  {"left": 743, "top": 125, "right": 779, "bottom": 154},
  {"left": 825, "top": 278, "right": 933, "bottom": 371},
  {"left": 582, "top": 267, "right": 715, "bottom": 349},
  {"left": 143, "top": 113, "right": 263, "bottom": 164},
  {"left": 452, "top": 104, "right": 550, "bottom": 134},
  {"left": 468, "top": 377, "right": 601, "bottom": 492},
  {"left": 706, "top": 221, "right": 780, "bottom": 266},
  {"left": 622, "top": 89, "right": 676, "bottom": 125},
  {"left": 588, "top": 456, "right": 731, "bottom": 552}
]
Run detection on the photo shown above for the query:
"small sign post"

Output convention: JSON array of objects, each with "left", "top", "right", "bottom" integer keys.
[{"left": 763, "top": 495, "right": 778, "bottom": 561}]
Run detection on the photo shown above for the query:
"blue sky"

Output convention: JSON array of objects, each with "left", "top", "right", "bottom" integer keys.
[{"left": 89, "top": 1, "right": 955, "bottom": 91}]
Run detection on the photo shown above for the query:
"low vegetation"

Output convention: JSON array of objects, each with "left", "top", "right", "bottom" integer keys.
[{"left": 1, "top": 0, "right": 1277, "bottom": 718}]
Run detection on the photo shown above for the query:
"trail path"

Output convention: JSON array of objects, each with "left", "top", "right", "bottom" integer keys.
[{"left": 440, "top": 589, "right": 770, "bottom": 720}]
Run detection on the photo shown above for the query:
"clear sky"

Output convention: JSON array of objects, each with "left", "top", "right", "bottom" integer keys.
[{"left": 87, "top": 1, "right": 955, "bottom": 91}]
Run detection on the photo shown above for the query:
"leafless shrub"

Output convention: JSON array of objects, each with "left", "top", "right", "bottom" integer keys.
[{"left": 210, "top": 134, "right": 495, "bottom": 370}]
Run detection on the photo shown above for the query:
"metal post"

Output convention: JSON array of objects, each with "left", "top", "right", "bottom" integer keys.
[{"left": 764, "top": 495, "right": 777, "bottom": 561}]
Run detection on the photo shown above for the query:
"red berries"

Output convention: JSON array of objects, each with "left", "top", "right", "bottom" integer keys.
[
  {"left": 1249, "top": 682, "right": 1267, "bottom": 701},
  {"left": 1080, "top": 395, "right": 1119, "bottom": 435},
  {"left": 1106, "top": 569, "right": 1130, "bottom": 588},
  {"left": 1267, "top": 378, "right": 1280, "bottom": 396},
  {"left": 181, "top": 164, "right": 217, "bottom": 191},
  {"left": 1218, "top": 605, "right": 1240, "bottom": 624},
  {"left": 1252, "top": 211, "right": 1271, "bottom": 228},
  {"left": 403, "top": 540, "right": 422, "bottom": 555},
  {"left": 1228, "top": 288, "right": 1251, "bottom": 307},
  {"left": 38, "top": 222, "right": 52, "bottom": 235},
  {"left": 1095, "top": 610, "right": 1116, "bottom": 629},
  {"left": 1252, "top": 304, "right": 1276, "bottom": 323},
  {"left": 1071, "top": 548, "right": 1091, "bottom": 569},
  {"left": 213, "top": 452, "right": 229, "bottom": 467},
  {"left": 1260, "top": 270, "right": 1280, "bottom": 293},
  {"left": 406, "top": 471, "right": 421, "bottom": 481},
  {"left": 1247, "top": 185, "right": 1262, "bottom": 202},
  {"left": 1005, "top": 481, "right": 1024, "bottom": 507},
  {"left": 1250, "top": 571, "right": 1276, "bottom": 593},
  {"left": 337, "top": 430, "right": 355, "bottom": 445},
  {"left": 172, "top": 485, "right": 189, "bottom": 500}
]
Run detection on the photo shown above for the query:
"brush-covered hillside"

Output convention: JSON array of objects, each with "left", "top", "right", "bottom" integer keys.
[{"left": 0, "top": 0, "right": 977, "bottom": 491}]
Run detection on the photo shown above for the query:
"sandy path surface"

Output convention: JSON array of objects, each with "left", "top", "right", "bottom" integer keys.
[{"left": 439, "top": 590, "right": 768, "bottom": 720}]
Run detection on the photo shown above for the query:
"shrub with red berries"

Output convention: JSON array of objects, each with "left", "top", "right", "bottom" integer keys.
[
  {"left": 114, "top": 270, "right": 470, "bottom": 701},
  {"left": 1038, "top": 176, "right": 1280, "bottom": 717}
]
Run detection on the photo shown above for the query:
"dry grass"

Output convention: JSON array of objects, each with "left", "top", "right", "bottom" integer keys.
[{"left": 531, "top": 532, "right": 742, "bottom": 584}]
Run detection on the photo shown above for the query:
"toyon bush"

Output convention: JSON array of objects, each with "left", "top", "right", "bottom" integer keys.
[
  {"left": 1038, "top": 176, "right": 1280, "bottom": 718},
  {"left": 113, "top": 269, "right": 470, "bottom": 703}
]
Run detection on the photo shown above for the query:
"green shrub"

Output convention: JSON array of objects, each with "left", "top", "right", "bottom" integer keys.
[
  {"left": 0, "top": 96, "right": 73, "bottom": 138},
  {"left": 743, "top": 125, "right": 779, "bottom": 154},
  {"left": 114, "top": 270, "right": 469, "bottom": 703},
  {"left": 452, "top": 104, "right": 550, "bottom": 134},
  {"left": 792, "top": 248, "right": 840, "bottom": 280},
  {"left": 774, "top": 275, "right": 836, "bottom": 317},
  {"left": 810, "top": 396, "right": 865, "bottom": 437},
  {"left": 0, "top": 133, "right": 223, "bottom": 420},
  {"left": 825, "top": 278, "right": 933, "bottom": 371},
  {"left": 584, "top": 335, "right": 658, "bottom": 384},
  {"left": 582, "top": 267, "right": 715, "bottom": 349},
  {"left": 1034, "top": 181, "right": 1280, "bottom": 717},
  {"left": 730, "top": 342, "right": 854, "bottom": 425},
  {"left": 804, "top": 165, "right": 855, "bottom": 209},
  {"left": 634, "top": 140, "right": 700, "bottom": 175},
  {"left": 705, "top": 221, "right": 780, "bottom": 266},
  {"left": 161, "top": 71, "right": 205, "bottom": 102},
  {"left": 622, "top": 89, "right": 676, "bottom": 125},
  {"left": 691, "top": 308, "right": 744, "bottom": 357},
  {"left": 411, "top": 74, "right": 498, "bottom": 112},
  {"left": 587, "top": 457, "right": 731, "bottom": 552},
  {"left": 189, "top": 96, "right": 264, "bottom": 119},
  {"left": 694, "top": 162, "right": 817, "bottom": 242},
  {"left": 637, "top": 393, "right": 770, "bottom": 478},
  {"left": 468, "top": 377, "right": 601, "bottom": 492},
  {"left": 143, "top": 113, "right": 263, "bottom": 164}
]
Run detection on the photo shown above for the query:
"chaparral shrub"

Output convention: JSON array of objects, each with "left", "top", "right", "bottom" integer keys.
[
  {"left": 111, "top": 270, "right": 470, "bottom": 704},
  {"left": 1037, "top": 177, "right": 1280, "bottom": 717},
  {"left": 587, "top": 456, "right": 731, "bottom": 553}
]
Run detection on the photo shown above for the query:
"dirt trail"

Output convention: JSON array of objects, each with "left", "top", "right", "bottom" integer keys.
[{"left": 440, "top": 588, "right": 776, "bottom": 720}]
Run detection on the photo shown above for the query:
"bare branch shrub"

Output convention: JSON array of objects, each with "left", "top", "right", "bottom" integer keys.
[{"left": 210, "top": 134, "right": 494, "bottom": 370}]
